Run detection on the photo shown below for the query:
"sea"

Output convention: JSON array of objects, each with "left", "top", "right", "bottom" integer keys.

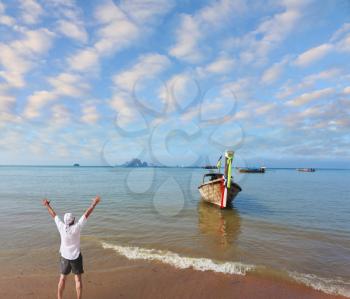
[{"left": 0, "top": 166, "right": 349, "bottom": 297}]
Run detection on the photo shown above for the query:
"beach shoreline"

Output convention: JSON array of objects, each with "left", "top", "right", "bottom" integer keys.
[{"left": 0, "top": 245, "right": 347, "bottom": 299}]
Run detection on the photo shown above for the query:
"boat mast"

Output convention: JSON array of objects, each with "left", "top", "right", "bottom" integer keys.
[{"left": 220, "top": 150, "right": 234, "bottom": 208}]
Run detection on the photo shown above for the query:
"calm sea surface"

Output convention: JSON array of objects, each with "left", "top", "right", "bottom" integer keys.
[{"left": 0, "top": 166, "right": 349, "bottom": 296}]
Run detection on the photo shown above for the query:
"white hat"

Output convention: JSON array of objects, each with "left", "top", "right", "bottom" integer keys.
[{"left": 64, "top": 213, "right": 75, "bottom": 225}]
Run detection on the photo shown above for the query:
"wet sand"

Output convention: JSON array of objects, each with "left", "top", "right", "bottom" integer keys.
[{"left": 0, "top": 246, "right": 346, "bottom": 299}]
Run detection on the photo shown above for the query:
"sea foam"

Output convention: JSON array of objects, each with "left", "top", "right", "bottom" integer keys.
[
  {"left": 289, "top": 271, "right": 350, "bottom": 298},
  {"left": 101, "top": 242, "right": 254, "bottom": 275},
  {"left": 102, "top": 241, "right": 350, "bottom": 298}
]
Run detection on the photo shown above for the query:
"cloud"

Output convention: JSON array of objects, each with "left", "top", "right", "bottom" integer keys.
[
  {"left": 67, "top": 48, "right": 99, "bottom": 72},
  {"left": 113, "top": 53, "right": 170, "bottom": 91},
  {"left": 197, "top": 56, "right": 235, "bottom": 76},
  {"left": 0, "top": 28, "right": 54, "bottom": 87},
  {"left": 48, "top": 72, "right": 89, "bottom": 97},
  {"left": 94, "top": 0, "right": 140, "bottom": 55},
  {"left": 19, "top": 0, "right": 43, "bottom": 24},
  {"left": 24, "top": 90, "right": 58, "bottom": 118},
  {"left": 169, "top": 14, "right": 203, "bottom": 63},
  {"left": 24, "top": 72, "right": 89, "bottom": 119},
  {"left": 57, "top": 19, "right": 88, "bottom": 43},
  {"left": 294, "top": 43, "right": 333, "bottom": 67},
  {"left": 51, "top": 104, "right": 71, "bottom": 126},
  {"left": 110, "top": 53, "right": 170, "bottom": 125},
  {"left": 330, "top": 22, "right": 350, "bottom": 42},
  {"left": 66, "top": 0, "right": 173, "bottom": 73},
  {"left": 261, "top": 57, "right": 289, "bottom": 84},
  {"left": 0, "top": 92, "right": 15, "bottom": 113},
  {"left": 81, "top": 104, "right": 100, "bottom": 124},
  {"left": 0, "top": 1, "right": 15, "bottom": 26},
  {"left": 276, "top": 68, "right": 343, "bottom": 99},
  {"left": 286, "top": 87, "right": 335, "bottom": 106},
  {"left": 170, "top": 0, "right": 246, "bottom": 63},
  {"left": 119, "top": 0, "right": 175, "bottom": 25},
  {"left": 227, "top": 1, "right": 309, "bottom": 66}
]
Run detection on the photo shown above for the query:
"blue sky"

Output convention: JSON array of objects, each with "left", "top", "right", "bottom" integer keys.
[{"left": 0, "top": 0, "right": 349, "bottom": 167}]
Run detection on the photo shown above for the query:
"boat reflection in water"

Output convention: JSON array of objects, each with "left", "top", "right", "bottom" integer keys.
[{"left": 198, "top": 201, "right": 241, "bottom": 250}]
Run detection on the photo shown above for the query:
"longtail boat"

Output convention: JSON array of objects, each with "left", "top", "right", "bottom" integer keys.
[
  {"left": 198, "top": 151, "right": 242, "bottom": 208},
  {"left": 297, "top": 168, "right": 315, "bottom": 172},
  {"left": 239, "top": 167, "right": 265, "bottom": 173}
]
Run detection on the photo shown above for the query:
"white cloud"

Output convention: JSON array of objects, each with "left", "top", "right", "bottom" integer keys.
[
  {"left": 110, "top": 92, "right": 137, "bottom": 125},
  {"left": 330, "top": 22, "right": 350, "bottom": 42},
  {"left": 19, "top": 0, "right": 43, "bottom": 24},
  {"left": 197, "top": 56, "right": 235, "bottom": 76},
  {"left": 294, "top": 43, "right": 333, "bottom": 67},
  {"left": 261, "top": 58, "right": 289, "bottom": 84},
  {"left": 0, "top": 93, "right": 15, "bottom": 112},
  {"left": 169, "top": 14, "right": 203, "bottom": 63},
  {"left": 277, "top": 68, "right": 342, "bottom": 99},
  {"left": 110, "top": 53, "right": 170, "bottom": 124},
  {"left": 0, "top": 28, "right": 54, "bottom": 88},
  {"left": 170, "top": 0, "right": 246, "bottom": 63},
  {"left": 159, "top": 72, "right": 198, "bottom": 111},
  {"left": 286, "top": 87, "right": 335, "bottom": 106},
  {"left": 119, "top": 0, "right": 175, "bottom": 25},
  {"left": 228, "top": 2, "right": 307, "bottom": 66},
  {"left": 343, "top": 86, "right": 350, "bottom": 95},
  {"left": 51, "top": 104, "right": 71, "bottom": 125},
  {"left": 0, "top": 1, "right": 15, "bottom": 26},
  {"left": 57, "top": 19, "right": 88, "bottom": 43},
  {"left": 81, "top": 104, "right": 99, "bottom": 124},
  {"left": 24, "top": 72, "right": 89, "bottom": 119},
  {"left": 113, "top": 53, "right": 170, "bottom": 91},
  {"left": 94, "top": 1, "right": 139, "bottom": 55},
  {"left": 24, "top": 90, "right": 58, "bottom": 118},
  {"left": 48, "top": 72, "right": 89, "bottom": 97},
  {"left": 67, "top": 48, "right": 99, "bottom": 72}
]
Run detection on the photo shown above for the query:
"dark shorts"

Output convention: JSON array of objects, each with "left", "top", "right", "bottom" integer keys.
[{"left": 60, "top": 253, "right": 84, "bottom": 275}]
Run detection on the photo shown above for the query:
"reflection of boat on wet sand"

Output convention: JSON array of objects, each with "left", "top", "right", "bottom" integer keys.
[
  {"left": 198, "top": 151, "right": 242, "bottom": 208},
  {"left": 198, "top": 201, "right": 241, "bottom": 247}
]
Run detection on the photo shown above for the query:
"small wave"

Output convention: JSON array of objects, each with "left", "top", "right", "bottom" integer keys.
[
  {"left": 101, "top": 242, "right": 254, "bottom": 275},
  {"left": 289, "top": 271, "right": 350, "bottom": 298}
]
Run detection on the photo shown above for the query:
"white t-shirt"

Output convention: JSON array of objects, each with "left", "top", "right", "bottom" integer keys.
[{"left": 54, "top": 215, "right": 87, "bottom": 260}]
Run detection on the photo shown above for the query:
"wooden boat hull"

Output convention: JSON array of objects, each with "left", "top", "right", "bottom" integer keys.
[{"left": 198, "top": 178, "right": 241, "bottom": 208}]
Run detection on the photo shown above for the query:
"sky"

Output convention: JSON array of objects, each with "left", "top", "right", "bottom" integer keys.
[{"left": 0, "top": 0, "right": 349, "bottom": 168}]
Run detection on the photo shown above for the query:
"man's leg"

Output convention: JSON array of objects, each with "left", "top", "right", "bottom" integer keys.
[
  {"left": 75, "top": 274, "right": 82, "bottom": 299},
  {"left": 57, "top": 274, "right": 66, "bottom": 299}
]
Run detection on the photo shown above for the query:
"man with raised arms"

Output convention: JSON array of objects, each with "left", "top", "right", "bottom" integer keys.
[{"left": 42, "top": 196, "right": 101, "bottom": 299}]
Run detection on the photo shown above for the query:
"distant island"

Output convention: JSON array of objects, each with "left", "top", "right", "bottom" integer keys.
[
  {"left": 121, "top": 158, "right": 148, "bottom": 167},
  {"left": 117, "top": 158, "right": 204, "bottom": 168},
  {"left": 73, "top": 163, "right": 80, "bottom": 167}
]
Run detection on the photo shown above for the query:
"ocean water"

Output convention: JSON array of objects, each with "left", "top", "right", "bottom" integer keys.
[{"left": 0, "top": 166, "right": 349, "bottom": 296}]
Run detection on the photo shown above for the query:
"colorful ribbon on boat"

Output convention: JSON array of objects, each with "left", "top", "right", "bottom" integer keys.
[{"left": 226, "top": 154, "right": 233, "bottom": 188}]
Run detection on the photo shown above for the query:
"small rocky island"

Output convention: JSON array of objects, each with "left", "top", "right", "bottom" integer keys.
[{"left": 122, "top": 158, "right": 148, "bottom": 167}]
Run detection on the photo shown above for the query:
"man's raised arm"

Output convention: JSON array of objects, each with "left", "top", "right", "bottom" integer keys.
[
  {"left": 84, "top": 196, "right": 101, "bottom": 219},
  {"left": 42, "top": 199, "right": 57, "bottom": 218}
]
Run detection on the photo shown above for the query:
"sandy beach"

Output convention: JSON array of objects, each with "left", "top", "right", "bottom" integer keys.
[{"left": 0, "top": 243, "right": 347, "bottom": 299}]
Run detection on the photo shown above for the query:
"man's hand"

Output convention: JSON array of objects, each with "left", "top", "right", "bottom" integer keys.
[
  {"left": 42, "top": 198, "right": 50, "bottom": 206},
  {"left": 92, "top": 196, "right": 101, "bottom": 206},
  {"left": 42, "top": 199, "right": 56, "bottom": 218},
  {"left": 85, "top": 196, "right": 101, "bottom": 219}
]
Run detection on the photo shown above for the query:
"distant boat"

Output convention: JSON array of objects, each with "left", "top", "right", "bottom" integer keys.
[
  {"left": 297, "top": 168, "right": 315, "bottom": 172},
  {"left": 239, "top": 167, "right": 265, "bottom": 173},
  {"left": 198, "top": 151, "right": 242, "bottom": 208},
  {"left": 73, "top": 163, "right": 80, "bottom": 167}
]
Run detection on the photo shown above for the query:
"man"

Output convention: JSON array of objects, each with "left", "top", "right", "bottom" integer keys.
[{"left": 42, "top": 196, "right": 101, "bottom": 299}]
